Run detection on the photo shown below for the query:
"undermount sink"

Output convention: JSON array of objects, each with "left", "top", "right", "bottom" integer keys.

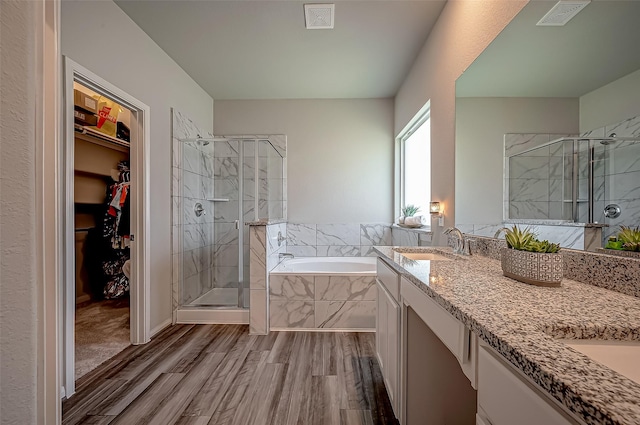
[
  {"left": 395, "top": 251, "right": 453, "bottom": 261},
  {"left": 560, "top": 339, "right": 640, "bottom": 385}
]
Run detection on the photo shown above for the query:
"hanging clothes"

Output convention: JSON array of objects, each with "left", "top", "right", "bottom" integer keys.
[{"left": 101, "top": 160, "right": 131, "bottom": 299}]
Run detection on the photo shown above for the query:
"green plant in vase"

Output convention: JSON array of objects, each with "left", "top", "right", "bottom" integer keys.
[
  {"left": 501, "top": 225, "right": 562, "bottom": 287},
  {"left": 618, "top": 226, "right": 640, "bottom": 252},
  {"left": 504, "top": 225, "right": 560, "bottom": 253},
  {"left": 401, "top": 204, "right": 420, "bottom": 217}
]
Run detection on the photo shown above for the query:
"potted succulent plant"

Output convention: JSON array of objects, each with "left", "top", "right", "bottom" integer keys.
[
  {"left": 500, "top": 225, "right": 563, "bottom": 287},
  {"left": 398, "top": 204, "right": 420, "bottom": 225},
  {"left": 618, "top": 225, "right": 640, "bottom": 252}
]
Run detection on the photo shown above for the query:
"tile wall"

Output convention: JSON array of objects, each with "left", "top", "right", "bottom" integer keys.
[
  {"left": 286, "top": 223, "right": 397, "bottom": 257},
  {"left": 249, "top": 222, "right": 287, "bottom": 334},
  {"left": 582, "top": 116, "right": 640, "bottom": 241},
  {"left": 171, "top": 109, "right": 215, "bottom": 319},
  {"left": 269, "top": 274, "right": 376, "bottom": 330}
]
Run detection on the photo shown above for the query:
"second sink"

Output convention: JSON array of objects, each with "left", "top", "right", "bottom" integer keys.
[{"left": 399, "top": 252, "right": 453, "bottom": 261}]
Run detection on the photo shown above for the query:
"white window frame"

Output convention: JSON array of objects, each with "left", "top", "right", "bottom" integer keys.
[{"left": 395, "top": 101, "right": 431, "bottom": 219}]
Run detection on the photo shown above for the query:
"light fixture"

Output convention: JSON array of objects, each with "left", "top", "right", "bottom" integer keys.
[{"left": 430, "top": 201, "right": 444, "bottom": 227}]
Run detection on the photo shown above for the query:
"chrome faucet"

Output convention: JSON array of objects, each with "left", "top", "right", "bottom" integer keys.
[
  {"left": 494, "top": 227, "right": 510, "bottom": 239},
  {"left": 279, "top": 252, "right": 294, "bottom": 260},
  {"left": 444, "top": 227, "right": 470, "bottom": 255}
]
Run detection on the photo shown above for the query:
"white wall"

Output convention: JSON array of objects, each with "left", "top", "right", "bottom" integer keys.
[
  {"left": 61, "top": 0, "right": 214, "bottom": 329},
  {"left": 580, "top": 68, "right": 640, "bottom": 132},
  {"left": 455, "top": 97, "right": 579, "bottom": 225},
  {"left": 394, "top": 0, "right": 528, "bottom": 242},
  {"left": 214, "top": 99, "right": 394, "bottom": 223},
  {"left": 1, "top": 1, "right": 38, "bottom": 422}
]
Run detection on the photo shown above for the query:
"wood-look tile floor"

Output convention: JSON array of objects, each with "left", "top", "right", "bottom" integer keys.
[{"left": 63, "top": 324, "right": 399, "bottom": 425}]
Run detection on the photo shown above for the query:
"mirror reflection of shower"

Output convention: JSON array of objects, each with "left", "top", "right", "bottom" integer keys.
[{"left": 505, "top": 133, "right": 640, "bottom": 245}]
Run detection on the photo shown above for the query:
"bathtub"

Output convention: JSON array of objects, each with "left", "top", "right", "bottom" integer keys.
[
  {"left": 269, "top": 257, "right": 377, "bottom": 331},
  {"left": 270, "top": 256, "right": 377, "bottom": 276}
]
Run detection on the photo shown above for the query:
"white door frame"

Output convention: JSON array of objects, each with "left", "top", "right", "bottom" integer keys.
[{"left": 61, "top": 57, "right": 151, "bottom": 398}]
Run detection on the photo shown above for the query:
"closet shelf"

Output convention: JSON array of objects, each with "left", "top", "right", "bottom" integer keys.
[{"left": 74, "top": 124, "right": 130, "bottom": 152}]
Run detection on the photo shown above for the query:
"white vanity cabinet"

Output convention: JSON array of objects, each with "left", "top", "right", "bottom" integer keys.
[
  {"left": 477, "top": 343, "right": 582, "bottom": 425},
  {"left": 376, "top": 258, "right": 401, "bottom": 416}
]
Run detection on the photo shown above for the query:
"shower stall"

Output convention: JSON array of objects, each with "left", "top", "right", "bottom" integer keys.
[
  {"left": 171, "top": 123, "right": 286, "bottom": 320},
  {"left": 505, "top": 135, "right": 640, "bottom": 244}
]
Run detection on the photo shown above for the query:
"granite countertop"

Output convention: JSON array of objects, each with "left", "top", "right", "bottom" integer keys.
[{"left": 374, "top": 246, "right": 640, "bottom": 425}]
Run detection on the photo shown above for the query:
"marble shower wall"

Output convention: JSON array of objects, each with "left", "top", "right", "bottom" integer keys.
[
  {"left": 212, "top": 139, "right": 241, "bottom": 291},
  {"left": 504, "top": 133, "right": 573, "bottom": 221},
  {"left": 582, "top": 115, "right": 640, "bottom": 241},
  {"left": 214, "top": 135, "right": 287, "bottom": 294},
  {"left": 286, "top": 223, "right": 394, "bottom": 257},
  {"left": 171, "top": 109, "right": 214, "bottom": 319}
]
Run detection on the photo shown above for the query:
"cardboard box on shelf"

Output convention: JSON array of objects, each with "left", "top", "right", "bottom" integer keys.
[
  {"left": 74, "top": 109, "right": 98, "bottom": 127},
  {"left": 88, "top": 96, "right": 121, "bottom": 138},
  {"left": 73, "top": 89, "right": 98, "bottom": 114}
]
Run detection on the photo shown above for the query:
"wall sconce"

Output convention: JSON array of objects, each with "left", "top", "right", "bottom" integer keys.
[{"left": 430, "top": 201, "right": 444, "bottom": 227}]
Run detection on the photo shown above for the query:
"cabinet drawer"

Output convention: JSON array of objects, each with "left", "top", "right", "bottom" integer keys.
[
  {"left": 377, "top": 258, "right": 400, "bottom": 302},
  {"left": 478, "top": 344, "right": 579, "bottom": 425}
]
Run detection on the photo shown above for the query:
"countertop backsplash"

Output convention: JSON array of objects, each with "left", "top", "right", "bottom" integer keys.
[{"left": 463, "top": 235, "right": 640, "bottom": 299}]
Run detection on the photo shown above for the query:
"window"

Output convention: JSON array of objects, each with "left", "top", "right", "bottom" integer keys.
[{"left": 398, "top": 107, "right": 430, "bottom": 217}]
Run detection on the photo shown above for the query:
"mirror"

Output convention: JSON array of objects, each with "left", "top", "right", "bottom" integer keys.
[{"left": 455, "top": 0, "right": 640, "bottom": 250}]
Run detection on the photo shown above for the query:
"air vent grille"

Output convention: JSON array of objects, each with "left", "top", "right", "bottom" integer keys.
[
  {"left": 304, "top": 4, "right": 335, "bottom": 29},
  {"left": 537, "top": 1, "right": 590, "bottom": 26}
]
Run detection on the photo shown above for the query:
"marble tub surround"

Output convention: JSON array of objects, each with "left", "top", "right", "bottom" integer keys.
[
  {"left": 374, "top": 246, "right": 640, "bottom": 425},
  {"left": 269, "top": 273, "right": 376, "bottom": 330},
  {"left": 248, "top": 222, "right": 287, "bottom": 334},
  {"left": 466, "top": 235, "right": 640, "bottom": 299},
  {"left": 286, "top": 223, "right": 396, "bottom": 257}
]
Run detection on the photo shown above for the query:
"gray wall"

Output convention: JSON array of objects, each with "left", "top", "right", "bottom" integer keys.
[
  {"left": 394, "top": 1, "right": 527, "bottom": 243},
  {"left": 214, "top": 99, "right": 394, "bottom": 224},
  {"left": 62, "top": 0, "right": 214, "bottom": 329},
  {"left": 580, "top": 68, "right": 640, "bottom": 133},
  {"left": 455, "top": 97, "right": 579, "bottom": 225},
  {"left": 1, "top": 1, "right": 38, "bottom": 422}
]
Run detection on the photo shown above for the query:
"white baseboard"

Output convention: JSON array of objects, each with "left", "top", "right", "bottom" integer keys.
[
  {"left": 176, "top": 308, "right": 249, "bottom": 324},
  {"left": 150, "top": 317, "right": 172, "bottom": 338},
  {"left": 270, "top": 327, "right": 375, "bottom": 333}
]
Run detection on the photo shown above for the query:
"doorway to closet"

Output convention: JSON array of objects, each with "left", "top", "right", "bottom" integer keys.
[
  {"left": 73, "top": 81, "right": 132, "bottom": 380},
  {"left": 63, "top": 58, "right": 151, "bottom": 399}
]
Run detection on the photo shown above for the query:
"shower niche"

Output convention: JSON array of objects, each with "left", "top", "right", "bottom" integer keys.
[{"left": 171, "top": 110, "right": 286, "bottom": 321}]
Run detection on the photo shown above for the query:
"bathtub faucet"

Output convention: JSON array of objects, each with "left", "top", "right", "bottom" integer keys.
[{"left": 279, "top": 253, "right": 295, "bottom": 260}]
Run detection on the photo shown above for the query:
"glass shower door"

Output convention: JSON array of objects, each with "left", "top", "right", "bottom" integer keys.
[{"left": 209, "top": 139, "right": 243, "bottom": 307}]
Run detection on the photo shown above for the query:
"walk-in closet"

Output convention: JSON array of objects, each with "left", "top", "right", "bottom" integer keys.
[{"left": 73, "top": 81, "right": 133, "bottom": 379}]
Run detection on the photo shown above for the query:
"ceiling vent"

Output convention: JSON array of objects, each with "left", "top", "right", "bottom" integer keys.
[
  {"left": 537, "top": 0, "right": 590, "bottom": 26},
  {"left": 304, "top": 4, "right": 335, "bottom": 29}
]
